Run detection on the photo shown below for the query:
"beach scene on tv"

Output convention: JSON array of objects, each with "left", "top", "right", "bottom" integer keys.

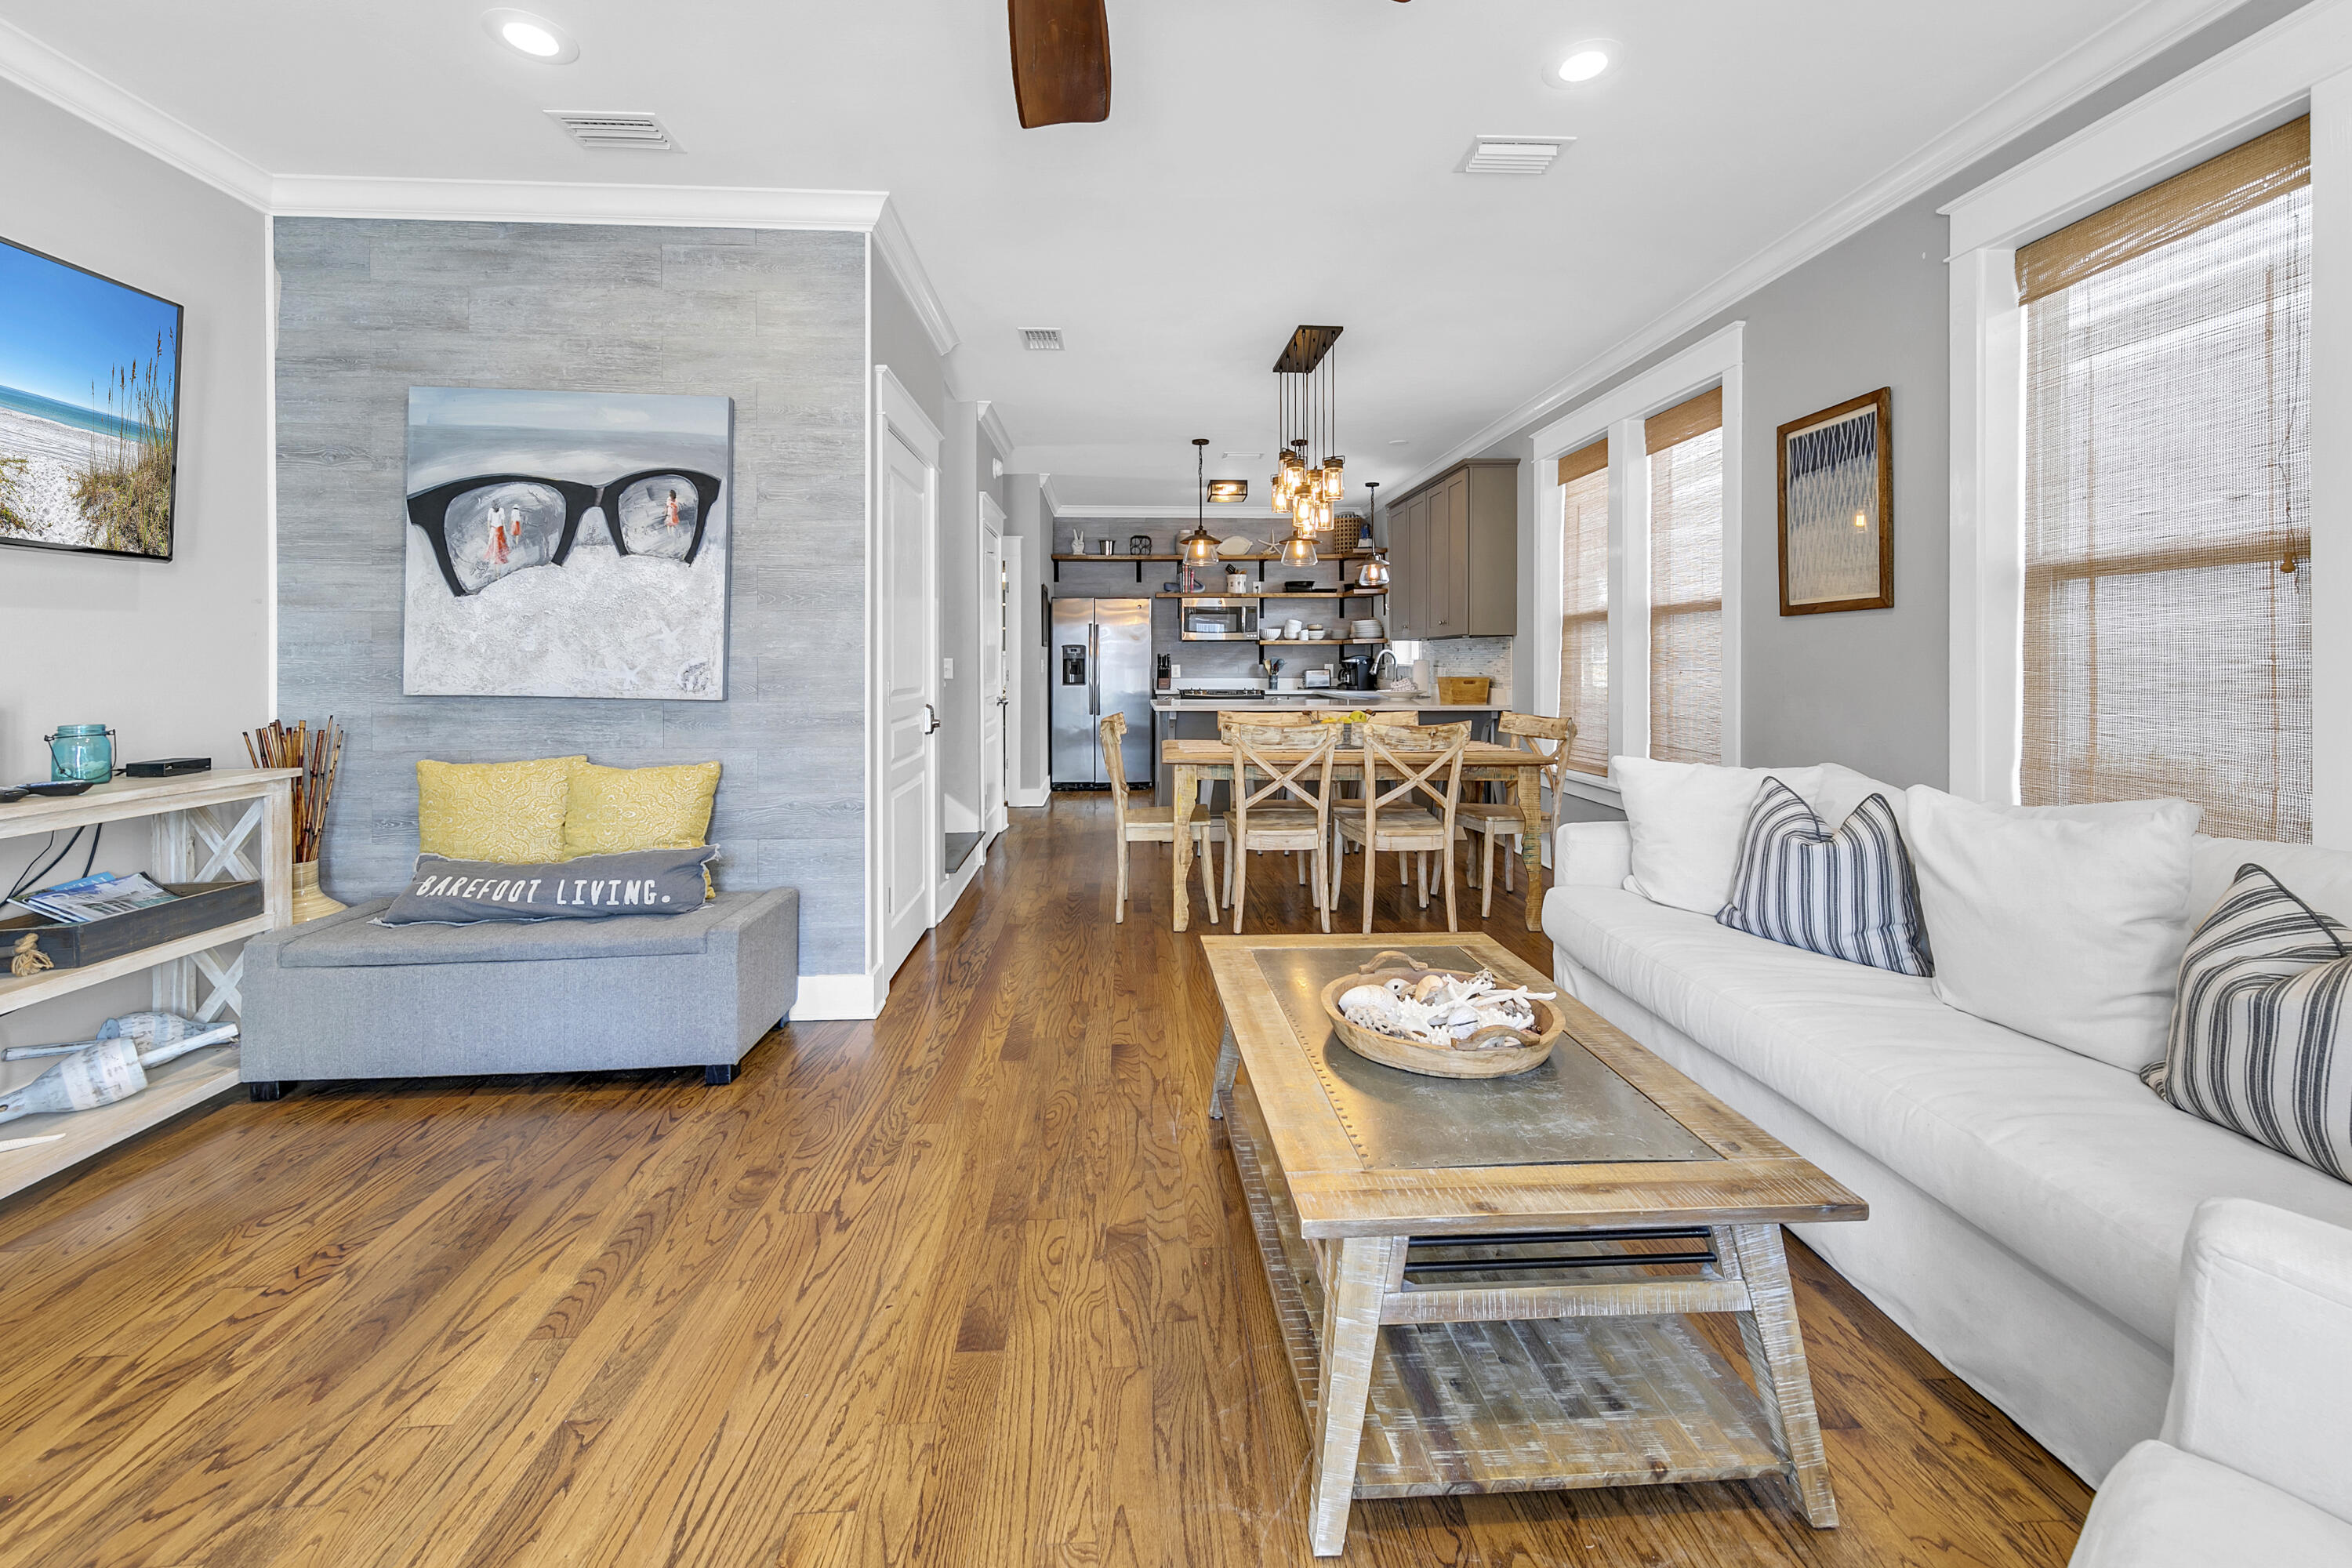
[{"left": 0, "top": 237, "right": 182, "bottom": 560}]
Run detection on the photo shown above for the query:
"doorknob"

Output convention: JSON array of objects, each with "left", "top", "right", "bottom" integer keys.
[{"left": 922, "top": 703, "right": 941, "bottom": 735}]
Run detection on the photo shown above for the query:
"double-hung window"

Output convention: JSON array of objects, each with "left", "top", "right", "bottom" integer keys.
[
  {"left": 1645, "top": 388, "right": 1726, "bottom": 765},
  {"left": 1556, "top": 438, "right": 1610, "bottom": 776},
  {"left": 1539, "top": 326, "right": 1741, "bottom": 792},
  {"left": 2017, "top": 117, "right": 2310, "bottom": 840}
]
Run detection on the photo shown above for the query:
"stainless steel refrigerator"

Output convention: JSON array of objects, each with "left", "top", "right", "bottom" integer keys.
[{"left": 1051, "top": 597, "right": 1153, "bottom": 786}]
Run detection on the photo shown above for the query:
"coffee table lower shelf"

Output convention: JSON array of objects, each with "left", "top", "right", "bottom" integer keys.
[{"left": 1226, "top": 1082, "right": 1791, "bottom": 1501}]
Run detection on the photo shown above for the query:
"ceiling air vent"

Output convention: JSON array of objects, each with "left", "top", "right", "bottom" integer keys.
[
  {"left": 1460, "top": 135, "right": 1573, "bottom": 175},
  {"left": 1021, "top": 328, "right": 1065, "bottom": 350},
  {"left": 546, "top": 111, "right": 678, "bottom": 151}
]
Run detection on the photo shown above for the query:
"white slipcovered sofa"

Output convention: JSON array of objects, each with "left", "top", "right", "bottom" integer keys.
[
  {"left": 2068, "top": 1198, "right": 2352, "bottom": 1563},
  {"left": 1542, "top": 792, "right": 2352, "bottom": 1482}
]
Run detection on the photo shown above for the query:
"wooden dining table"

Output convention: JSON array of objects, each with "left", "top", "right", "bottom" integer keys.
[{"left": 1161, "top": 738, "right": 1552, "bottom": 932}]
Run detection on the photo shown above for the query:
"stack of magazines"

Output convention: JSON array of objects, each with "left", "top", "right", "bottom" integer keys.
[{"left": 10, "top": 873, "right": 180, "bottom": 924}]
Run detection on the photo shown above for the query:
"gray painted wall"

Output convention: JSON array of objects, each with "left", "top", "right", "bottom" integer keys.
[
  {"left": 0, "top": 80, "right": 271, "bottom": 1047},
  {"left": 273, "top": 219, "right": 869, "bottom": 976},
  {"left": 1490, "top": 0, "right": 2312, "bottom": 812}
]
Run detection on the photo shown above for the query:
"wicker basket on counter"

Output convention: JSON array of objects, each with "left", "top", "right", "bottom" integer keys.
[
  {"left": 1436, "top": 676, "right": 1492, "bottom": 705},
  {"left": 1327, "top": 515, "right": 1365, "bottom": 554}
]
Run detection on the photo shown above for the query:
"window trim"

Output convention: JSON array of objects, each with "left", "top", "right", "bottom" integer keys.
[
  {"left": 1942, "top": 0, "right": 2352, "bottom": 842},
  {"left": 1530, "top": 321, "right": 1745, "bottom": 806}
]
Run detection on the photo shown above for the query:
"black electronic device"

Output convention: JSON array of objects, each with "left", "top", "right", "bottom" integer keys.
[{"left": 125, "top": 757, "right": 212, "bottom": 778}]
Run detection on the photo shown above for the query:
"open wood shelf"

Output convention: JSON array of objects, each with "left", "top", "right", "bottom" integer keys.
[
  {"left": 1151, "top": 591, "right": 1385, "bottom": 600},
  {"left": 1224, "top": 1077, "right": 1788, "bottom": 1501},
  {"left": 0, "top": 913, "right": 277, "bottom": 1014},
  {"left": 0, "top": 1044, "right": 241, "bottom": 1201},
  {"left": 1260, "top": 638, "right": 1387, "bottom": 648}
]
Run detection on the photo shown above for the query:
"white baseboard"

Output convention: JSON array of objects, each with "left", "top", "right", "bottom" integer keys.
[
  {"left": 1009, "top": 786, "right": 1049, "bottom": 808},
  {"left": 789, "top": 970, "right": 886, "bottom": 1021}
]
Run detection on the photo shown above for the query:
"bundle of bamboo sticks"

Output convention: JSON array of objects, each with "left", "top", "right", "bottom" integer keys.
[{"left": 242, "top": 717, "right": 344, "bottom": 865}]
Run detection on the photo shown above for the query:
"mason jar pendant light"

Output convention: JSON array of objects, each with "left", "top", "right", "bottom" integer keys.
[
  {"left": 1358, "top": 479, "right": 1389, "bottom": 586},
  {"left": 1270, "top": 326, "right": 1345, "bottom": 538}
]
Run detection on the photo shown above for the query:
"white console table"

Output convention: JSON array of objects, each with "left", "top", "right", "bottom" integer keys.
[{"left": 0, "top": 768, "right": 297, "bottom": 1200}]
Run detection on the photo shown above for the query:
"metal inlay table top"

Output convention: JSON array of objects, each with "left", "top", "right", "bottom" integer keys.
[{"left": 1250, "top": 944, "right": 1719, "bottom": 1171}]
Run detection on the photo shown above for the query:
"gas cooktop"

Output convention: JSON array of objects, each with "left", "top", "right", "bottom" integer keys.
[{"left": 1175, "top": 688, "right": 1264, "bottom": 699}]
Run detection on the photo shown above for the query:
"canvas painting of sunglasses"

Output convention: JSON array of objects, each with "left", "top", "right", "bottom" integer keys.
[{"left": 403, "top": 387, "right": 732, "bottom": 699}]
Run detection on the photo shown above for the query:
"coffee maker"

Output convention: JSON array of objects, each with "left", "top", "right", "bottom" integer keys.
[{"left": 1336, "top": 655, "right": 1374, "bottom": 691}]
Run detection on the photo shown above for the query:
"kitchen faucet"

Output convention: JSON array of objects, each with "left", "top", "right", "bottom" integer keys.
[{"left": 1372, "top": 649, "right": 1400, "bottom": 688}]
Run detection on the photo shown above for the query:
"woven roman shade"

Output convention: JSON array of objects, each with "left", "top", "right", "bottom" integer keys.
[
  {"left": 2020, "top": 124, "right": 2311, "bottom": 841},
  {"left": 1647, "top": 390, "right": 1724, "bottom": 765},
  {"left": 1556, "top": 437, "right": 1610, "bottom": 487},
  {"left": 2016, "top": 117, "right": 2308, "bottom": 304},
  {"left": 1558, "top": 449, "right": 1610, "bottom": 775},
  {"left": 1645, "top": 386, "right": 1722, "bottom": 454}
]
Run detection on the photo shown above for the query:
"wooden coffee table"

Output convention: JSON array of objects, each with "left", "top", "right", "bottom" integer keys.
[{"left": 1202, "top": 932, "right": 1867, "bottom": 1555}]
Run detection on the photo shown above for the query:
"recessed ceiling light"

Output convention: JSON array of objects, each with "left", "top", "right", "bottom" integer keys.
[
  {"left": 1386, "top": 438, "right": 1411, "bottom": 446},
  {"left": 1557, "top": 49, "right": 1610, "bottom": 83},
  {"left": 482, "top": 9, "right": 579, "bottom": 64},
  {"left": 1221, "top": 451, "right": 1262, "bottom": 459}
]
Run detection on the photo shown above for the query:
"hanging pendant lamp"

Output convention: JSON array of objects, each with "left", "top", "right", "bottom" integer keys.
[{"left": 1177, "top": 437, "right": 1221, "bottom": 564}]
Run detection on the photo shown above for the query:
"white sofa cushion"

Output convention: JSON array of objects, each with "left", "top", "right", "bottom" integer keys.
[
  {"left": 1542, "top": 877, "right": 2352, "bottom": 1346},
  {"left": 2069, "top": 1440, "right": 2352, "bottom": 1568},
  {"left": 1904, "top": 786, "right": 2201, "bottom": 1072},
  {"left": 1613, "top": 757, "right": 1824, "bottom": 915}
]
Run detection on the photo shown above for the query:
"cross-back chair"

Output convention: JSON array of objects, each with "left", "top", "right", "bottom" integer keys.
[
  {"left": 1334, "top": 722, "right": 1471, "bottom": 932},
  {"left": 1458, "top": 712, "right": 1574, "bottom": 916},
  {"left": 1101, "top": 712, "right": 1221, "bottom": 924},
  {"left": 1223, "top": 722, "right": 1340, "bottom": 935}
]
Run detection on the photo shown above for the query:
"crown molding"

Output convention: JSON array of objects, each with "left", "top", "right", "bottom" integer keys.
[
  {"left": 1386, "top": 0, "right": 2252, "bottom": 497},
  {"left": 976, "top": 400, "right": 1017, "bottom": 460},
  {"left": 871, "top": 198, "right": 959, "bottom": 358},
  {"left": 0, "top": 15, "right": 272, "bottom": 208},
  {"left": 1037, "top": 474, "right": 1063, "bottom": 519},
  {"left": 270, "top": 173, "right": 887, "bottom": 229}
]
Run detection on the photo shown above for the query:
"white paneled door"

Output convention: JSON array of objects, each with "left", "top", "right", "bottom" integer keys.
[
  {"left": 879, "top": 422, "right": 938, "bottom": 981},
  {"left": 980, "top": 494, "right": 1007, "bottom": 836}
]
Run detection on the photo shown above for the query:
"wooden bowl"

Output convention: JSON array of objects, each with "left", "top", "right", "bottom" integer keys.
[{"left": 1319, "top": 952, "right": 1564, "bottom": 1079}]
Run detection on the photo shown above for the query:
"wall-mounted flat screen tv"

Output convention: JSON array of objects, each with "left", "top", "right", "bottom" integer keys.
[{"left": 0, "top": 236, "right": 183, "bottom": 561}]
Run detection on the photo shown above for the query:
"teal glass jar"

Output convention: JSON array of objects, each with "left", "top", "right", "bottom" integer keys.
[{"left": 46, "top": 724, "right": 115, "bottom": 783}]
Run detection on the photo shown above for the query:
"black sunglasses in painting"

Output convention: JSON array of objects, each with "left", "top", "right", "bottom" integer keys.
[{"left": 405, "top": 468, "right": 723, "bottom": 597}]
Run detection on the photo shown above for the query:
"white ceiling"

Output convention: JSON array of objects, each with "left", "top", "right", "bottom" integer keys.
[{"left": 3, "top": 0, "right": 2246, "bottom": 507}]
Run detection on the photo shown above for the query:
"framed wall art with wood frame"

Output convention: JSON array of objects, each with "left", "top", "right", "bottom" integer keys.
[{"left": 1776, "top": 387, "right": 1891, "bottom": 615}]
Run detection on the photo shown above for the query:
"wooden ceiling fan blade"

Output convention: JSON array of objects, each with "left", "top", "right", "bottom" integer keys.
[{"left": 1008, "top": 0, "right": 1110, "bottom": 128}]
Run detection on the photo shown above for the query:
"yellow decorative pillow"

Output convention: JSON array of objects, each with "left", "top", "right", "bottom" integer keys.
[
  {"left": 416, "top": 756, "right": 584, "bottom": 864},
  {"left": 561, "top": 760, "right": 723, "bottom": 858}
]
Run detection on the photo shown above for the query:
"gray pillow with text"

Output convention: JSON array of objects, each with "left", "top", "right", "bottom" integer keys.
[{"left": 379, "top": 845, "right": 718, "bottom": 926}]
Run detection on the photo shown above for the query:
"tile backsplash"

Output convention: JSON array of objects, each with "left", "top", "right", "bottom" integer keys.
[{"left": 1393, "top": 636, "right": 1514, "bottom": 704}]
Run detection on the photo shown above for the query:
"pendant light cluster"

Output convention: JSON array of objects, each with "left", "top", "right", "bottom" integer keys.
[{"left": 1271, "top": 325, "right": 1345, "bottom": 567}]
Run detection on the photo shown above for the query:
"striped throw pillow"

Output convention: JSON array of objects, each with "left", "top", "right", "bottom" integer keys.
[
  {"left": 1716, "top": 777, "right": 1933, "bottom": 977},
  {"left": 2145, "top": 863, "right": 2352, "bottom": 1182}
]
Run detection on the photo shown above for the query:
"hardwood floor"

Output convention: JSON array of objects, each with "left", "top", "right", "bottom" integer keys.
[{"left": 0, "top": 796, "right": 2092, "bottom": 1566}]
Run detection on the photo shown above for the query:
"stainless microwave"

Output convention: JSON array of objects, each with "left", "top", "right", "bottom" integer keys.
[{"left": 1179, "top": 597, "right": 1260, "bottom": 641}]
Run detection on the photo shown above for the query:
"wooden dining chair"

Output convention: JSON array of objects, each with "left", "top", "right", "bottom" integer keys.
[
  {"left": 1223, "top": 723, "right": 1340, "bottom": 935},
  {"left": 1334, "top": 722, "right": 1471, "bottom": 933},
  {"left": 1101, "top": 712, "right": 1221, "bottom": 924},
  {"left": 1221, "top": 710, "right": 1343, "bottom": 890},
  {"left": 1458, "top": 712, "right": 1575, "bottom": 916}
]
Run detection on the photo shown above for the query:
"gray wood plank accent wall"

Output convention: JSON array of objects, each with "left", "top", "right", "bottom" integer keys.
[{"left": 273, "top": 219, "right": 868, "bottom": 976}]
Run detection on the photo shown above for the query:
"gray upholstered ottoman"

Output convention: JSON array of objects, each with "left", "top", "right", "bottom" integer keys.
[{"left": 238, "top": 888, "right": 797, "bottom": 1094}]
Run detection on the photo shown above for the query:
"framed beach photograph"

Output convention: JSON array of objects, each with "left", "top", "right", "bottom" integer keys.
[
  {"left": 0, "top": 236, "right": 183, "bottom": 561},
  {"left": 1777, "top": 387, "right": 1892, "bottom": 615}
]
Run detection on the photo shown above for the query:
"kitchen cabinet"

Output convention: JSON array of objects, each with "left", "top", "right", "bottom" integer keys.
[{"left": 1384, "top": 459, "right": 1515, "bottom": 639}]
